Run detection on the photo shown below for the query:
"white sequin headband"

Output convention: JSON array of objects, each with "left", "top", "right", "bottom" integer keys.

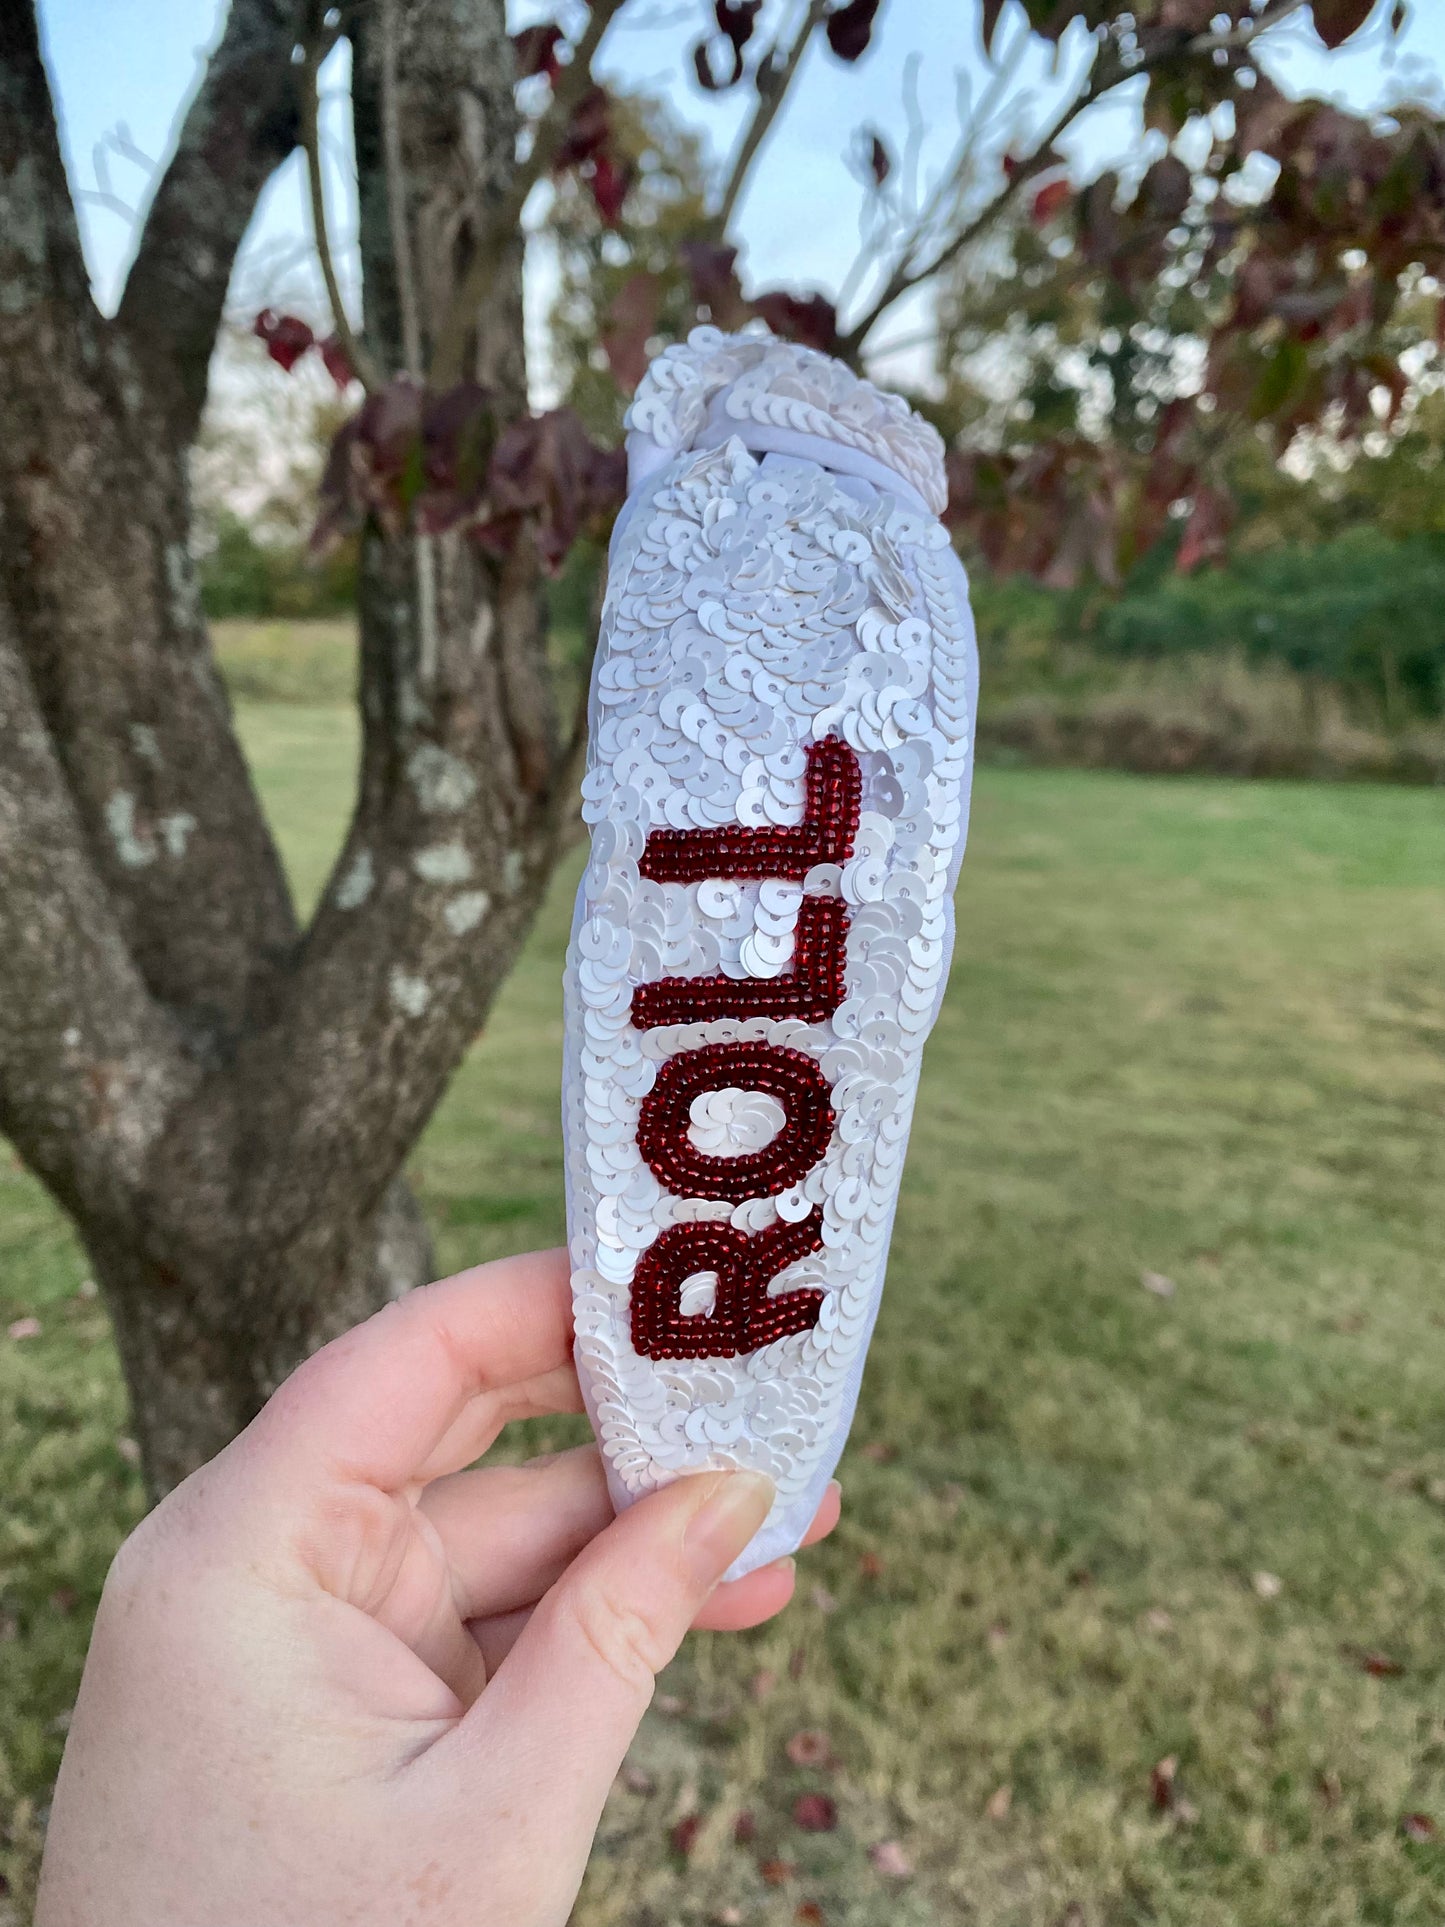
[{"left": 563, "top": 326, "right": 978, "bottom": 1577}]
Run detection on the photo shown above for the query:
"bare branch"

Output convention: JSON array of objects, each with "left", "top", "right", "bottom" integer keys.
[
  {"left": 717, "top": 0, "right": 829, "bottom": 235},
  {"left": 429, "top": 0, "right": 629, "bottom": 387},
  {"left": 300, "top": 25, "right": 384, "bottom": 389},
  {"left": 115, "top": 0, "right": 312, "bottom": 449},
  {"left": 0, "top": 608, "right": 190, "bottom": 1224},
  {"left": 380, "top": 0, "right": 425, "bottom": 377}
]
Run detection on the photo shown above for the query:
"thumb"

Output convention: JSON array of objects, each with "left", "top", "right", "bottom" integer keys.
[{"left": 454, "top": 1469, "right": 773, "bottom": 1834}]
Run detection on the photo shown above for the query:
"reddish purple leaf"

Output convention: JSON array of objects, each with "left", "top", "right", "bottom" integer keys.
[
  {"left": 693, "top": 36, "right": 739, "bottom": 90},
  {"left": 512, "top": 23, "right": 564, "bottom": 82},
  {"left": 252, "top": 310, "right": 314, "bottom": 373},
  {"left": 1349, "top": 1647, "right": 1405, "bottom": 1678},
  {"left": 317, "top": 333, "right": 356, "bottom": 391},
  {"left": 1029, "top": 178, "right": 1071, "bottom": 227},
  {"left": 867, "top": 132, "right": 891, "bottom": 187},
  {"left": 751, "top": 290, "right": 839, "bottom": 354},
  {"left": 1402, "top": 1812, "right": 1438, "bottom": 1842},
  {"left": 680, "top": 240, "right": 750, "bottom": 328},
  {"left": 1176, "top": 485, "right": 1233, "bottom": 573},
  {"left": 602, "top": 272, "right": 661, "bottom": 394},
  {"left": 759, "top": 1858, "right": 796, "bottom": 1886},
  {"left": 670, "top": 1813, "right": 702, "bottom": 1857},
  {"left": 733, "top": 1808, "right": 757, "bottom": 1844},
  {"left": 793, "top": 1793, "right": 838, "bottom": 1833},
  {"left": 479, "top": 407, "right": 625, "bottom": 574},
  {"left": 586, "top": 150, "right": 631, "bottom": 227},
  {"left": 825, "top": 0, "right": 880, "bottom": 62},
  {"left": 554, "top": 86, "right": 611, "bottom": 170},
  {"left": 1311, "top": 0, "right": 1375, "bottom": 49},
  {"left": 1150, "top": 1756, "right": 1178, "bottom": 1812},
  {"left": 716, "top": 0, "right": 763, "bottom": 51}
]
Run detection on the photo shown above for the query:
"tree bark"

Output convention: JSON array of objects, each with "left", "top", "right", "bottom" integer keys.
[{"left": 0, "top": 0, "right": 576, "bottom": 1495}]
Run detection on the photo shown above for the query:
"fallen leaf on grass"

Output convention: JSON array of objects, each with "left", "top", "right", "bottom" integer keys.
[
  {"left": 795, "top": 1904, "right": 826, "bottom": 1925},
  {"left": 786, "top": 1729, "right": 833, "bottom": 1769},
  {"left": 1140, "top": 1270, "right": 1175, "bottom": 1298},
  {"left": 759, "top": 1857, "right": 796, "bottom": 1886},
  {"left": 49, "top": 1587, "right": 77, "bottom": 1615},
  {"left": 868, "top": 1839, "right": 913, "bottom": 1879},
  {"left": 733, "top": 1809, "right": 756, "bottom": 1845},
  {"left": 670, "top": 1814, "right": 701, "bottom": 1857},
  {"left": 7, "top": 1317, "right": 40, "bottom": 1341},
  {"left": 793, "top": 1793, "right": 838, "bottom": 1833},
  {"left": 1317, "top": 1771, "right": 1343, "bottom": 1807},
  {"left": 985, "top": 1784, "right": 1012, "bottom": 1821},
  {"left": 1402, "top": 1812, "right": 1438, "bottom": 1842},
  {"left": 1343, "top": 1646, "right": 1405, "bottom": 1677},
  {"left": 1150, "top": 1757, "right": 1178, "bottom": 1811},
  {"left": 858, "top": 1551, "right": 884, "bottom": 1580},
  {"left": 1252, "top": 1571, "right": 1283, "bottom": 1599}
]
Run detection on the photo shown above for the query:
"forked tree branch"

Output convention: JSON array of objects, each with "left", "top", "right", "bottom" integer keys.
[
  {"left": 115, "top": 0, "right": 312, "bottom": 448},
  {"left": 429, "top": 0, "right": 630, "bottom": 386},
  {"left": 717, "top": 0, "right": 830, "bottom": 235}
]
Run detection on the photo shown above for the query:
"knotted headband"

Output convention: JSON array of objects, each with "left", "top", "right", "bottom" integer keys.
[{"left": 563, "top": 326, "right": 978, "bottom": 1577}]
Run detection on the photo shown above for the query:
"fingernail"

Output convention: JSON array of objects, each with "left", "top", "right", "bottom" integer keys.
[
  {"left": 683, "top": 1471, "right": 776, "bottom": 1583},
  {"left": 768, "top": 1556, "right": 796, "bottom": 1580},
  {"left": 827, "top": 1479, "right": 842, "bottom": 1502}
]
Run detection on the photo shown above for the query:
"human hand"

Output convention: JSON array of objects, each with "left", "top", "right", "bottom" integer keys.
[{"left": 35, "top": 1249, "right": 839, "bottom": 1927}]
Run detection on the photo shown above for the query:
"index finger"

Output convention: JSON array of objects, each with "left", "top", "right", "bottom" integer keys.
[{"left": 238, "top": 1248, "right": 579, "bottom": 1493}]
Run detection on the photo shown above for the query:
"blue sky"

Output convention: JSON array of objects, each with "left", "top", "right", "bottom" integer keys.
[{"left": 35, "top": 0, "right": 1445, "bottom": 387}]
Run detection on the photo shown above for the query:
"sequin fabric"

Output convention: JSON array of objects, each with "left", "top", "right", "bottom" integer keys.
[{"left": 564, "top": 325, "right": 978, "bottom": 1577}]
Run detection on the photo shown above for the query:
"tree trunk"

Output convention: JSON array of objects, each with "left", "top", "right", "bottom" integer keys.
[
  {"left": 92, "top": 1177, "right": 432, "bottom": 1496},
  {"left": 0, "top": 0, "right": 577, "bottom": 1496}
]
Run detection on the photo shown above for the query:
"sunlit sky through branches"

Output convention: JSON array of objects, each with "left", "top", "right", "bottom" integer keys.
[{"left": 37, "top": 0, "right": 1445, "bottom": 403}]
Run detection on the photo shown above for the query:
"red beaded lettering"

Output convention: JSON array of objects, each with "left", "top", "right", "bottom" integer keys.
[
  {"left": 637, "top": 1042, "right": 835, "bottom": 1201},
  {"left": 624, "top": 738, "right": 861, "bottom": 1359},
  {"left": 638, "top": 736, "right": 861, "bottom": 884},
  {"left": 630, "top": 1212, "right": 826, "bottom": 1359},
  {"left": 631, "top": 894, "right": 849, "bottom": 1031}
]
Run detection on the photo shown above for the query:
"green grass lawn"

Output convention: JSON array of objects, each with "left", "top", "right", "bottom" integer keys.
[{"left": 3, "top": 701, "right": 1444, "bottom": 1925}]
